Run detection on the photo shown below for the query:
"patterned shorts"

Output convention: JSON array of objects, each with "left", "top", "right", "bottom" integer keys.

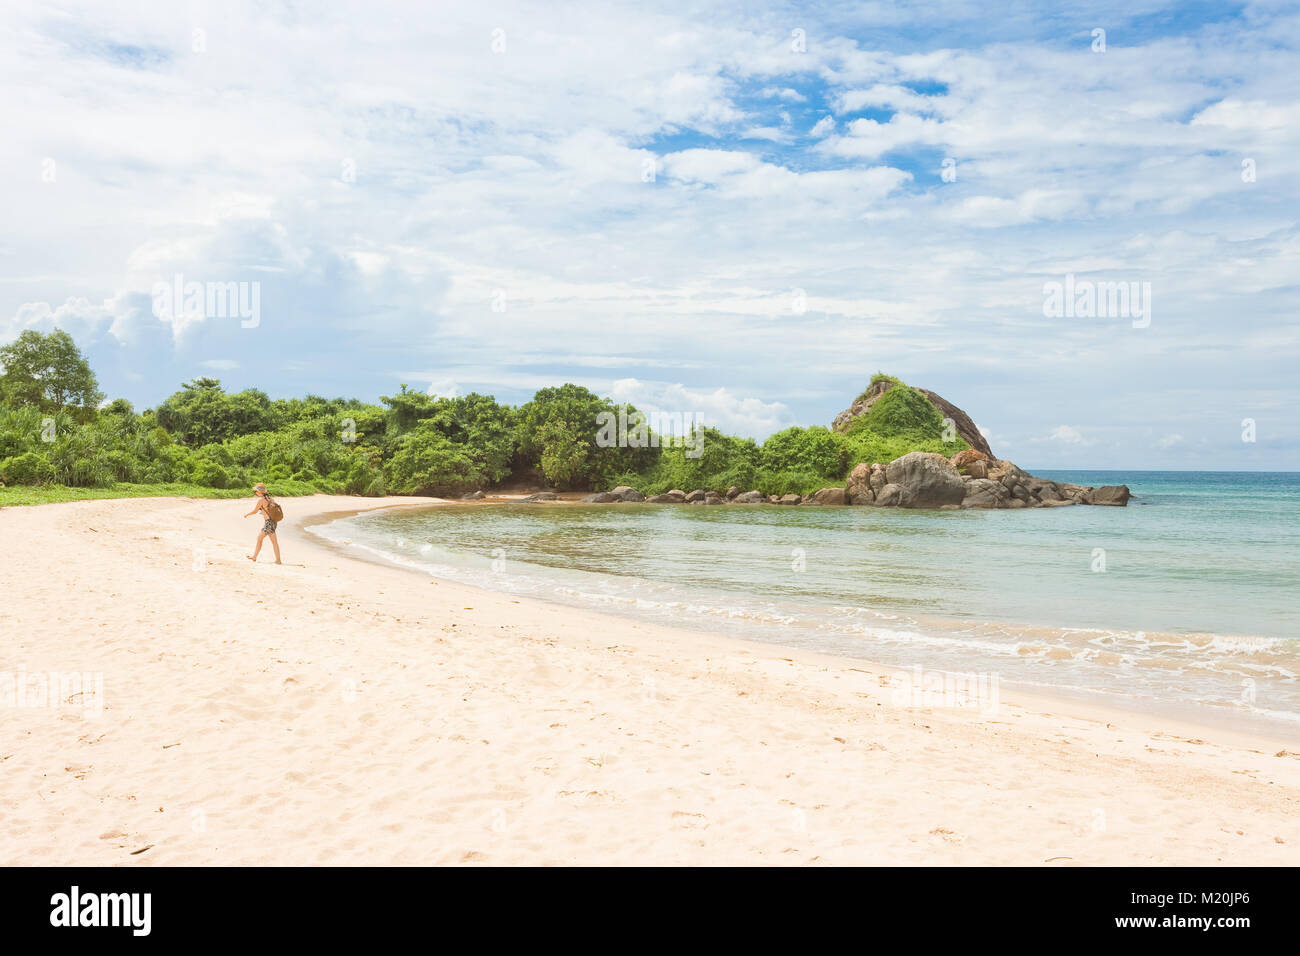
[{"left": 262, "top": 519, "right": 278, "bottom": 534}]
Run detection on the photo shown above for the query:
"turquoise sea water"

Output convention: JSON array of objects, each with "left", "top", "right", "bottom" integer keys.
[{"left": 313, "top": 472, "right": 1300, "bottom": 730}]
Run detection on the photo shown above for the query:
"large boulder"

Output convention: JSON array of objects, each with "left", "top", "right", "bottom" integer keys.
[
  {"left": 960, "top": 478, "right": 1010, "bottom": 509},
  {"left": 684, "top": 489, "right": 708, "bottom": 502},
  {"left": 725, "top": 486, "right": 741, "bottom": 499},
  {"left": 885, "top": 452, "right": 966, "bottom": 508},
  {"left": 646, "top": 492, "right": 684, "bottom": 503},
  {"left": 731, "top": 490, "right": 764, "bottom": 503},
  {"left": 873, "top": 483, "right": 908, "bottom": 507},
  {"left": 846, "top": 463, "right": 875, "bottom": 505},
  {"left": 778, "top": 493, "right": 802, "bottom": 506},
  {"left": 964, "top": 460, "right": 988, "bottom": 479},
  {"left": 1083, "top": 485, "right": 1131, "bottom": 506},
  {"left": 809, "top": 487, "right": 847, "bottom": 506},
  {"left": 581, "top": 492, "right": 617, "bottom": 503},
  {"left": 461, "top": 490, "right": 486, "bottom": 500},
  {"left": 1024, "top": 477, "right": 1062, "bottom": 501},
  {"left": 521, "top": 492, "right": 558, "bottom": 502}
]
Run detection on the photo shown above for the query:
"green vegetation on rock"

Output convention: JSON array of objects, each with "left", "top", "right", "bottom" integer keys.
[{"left": 839, "top": 381, "right": 967, "bottom": 467}]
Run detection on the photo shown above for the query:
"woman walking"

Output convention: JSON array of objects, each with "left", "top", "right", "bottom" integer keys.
[{"left": 244, "top": 482, "right": 283, "bottom": 564}]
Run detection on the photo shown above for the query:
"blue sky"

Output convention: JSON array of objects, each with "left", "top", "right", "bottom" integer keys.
[{"left": 2, "top": 0, "right": 1298, "bottom": 469}]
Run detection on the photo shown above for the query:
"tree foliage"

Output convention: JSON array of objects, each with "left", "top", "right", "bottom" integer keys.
[{"left": 0, "top": 330, "right": 103, "bottom": 416}]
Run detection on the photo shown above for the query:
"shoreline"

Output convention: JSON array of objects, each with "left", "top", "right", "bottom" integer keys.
[
  {"left": 2, "top": 494, "right": 1297, "bottom": 865},
  {"left": 305, "top": 498, "right": 1300, "bottom": 744}
]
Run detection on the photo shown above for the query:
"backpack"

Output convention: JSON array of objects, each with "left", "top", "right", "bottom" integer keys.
[{"left": 266, "top": 496, "right": 284, "bottom": 522}]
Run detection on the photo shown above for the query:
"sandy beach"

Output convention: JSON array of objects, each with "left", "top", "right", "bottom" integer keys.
[{"left": 1, "top": 494, "right": 1296, "bottom": 866}]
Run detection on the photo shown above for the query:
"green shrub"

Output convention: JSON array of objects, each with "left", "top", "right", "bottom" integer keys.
[
  {"left": 384, "top": 429, "right": 481, "bottom": 495},
  {"left": 191, "top": 459, "right": 235, "bottom": 488},
  {"left": 1, "top": 451, "right": 54, "bottom": 484},
  {"left": 760, "top": 470, "right": 827, "bottom": 496},
  {"left": 854, "top": 383, "right": 944, "bottom": 437},
  {"left": 760, "top": 426, "right": 846, "bottom": 478}
]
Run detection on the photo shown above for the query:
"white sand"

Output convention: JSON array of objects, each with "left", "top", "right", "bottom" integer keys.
[{"left": 1, "top": 494, "right": 1296, "bottom": 865}]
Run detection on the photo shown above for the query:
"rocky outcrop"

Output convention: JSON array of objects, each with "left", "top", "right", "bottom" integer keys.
[
  {"left": 917, "top": 388, "right": 993, "bottom": 459},
  {"left": 885, "top": 452, "right": 966, "bottom": 508},
  {"left": 574, "top": 452, "right": 1130, "bottom": 510},
  {"left": 521, "top": 492, "right": 558, "bottom": 502},
  {"left": 832, "top": 379, "right": 994, "bottom": 458},
  {"left": 840, "top": 453, "right": 1132, "bottom": 510}
]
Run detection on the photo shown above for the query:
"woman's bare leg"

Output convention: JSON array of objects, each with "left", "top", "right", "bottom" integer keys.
[
  {"left": 247, "top": 532, "right": 266, "bottom": 561},
  {"left": 268, "top": 532, "right": 281, "bottom": 564}
]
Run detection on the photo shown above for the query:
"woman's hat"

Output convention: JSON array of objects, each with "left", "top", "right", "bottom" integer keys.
[{"left": 253, "top": 482, "right": 266, "bottom": 492}]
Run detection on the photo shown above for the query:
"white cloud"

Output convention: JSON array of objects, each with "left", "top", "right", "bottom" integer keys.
[
  {"left": 836, "top": 84, "right": 941, "bottom": 114},
  {"left": 426, "top": 380, "right": 462, "bottom": 398},
  {"left": 759, "top": 86, "right": 806, "bottom": 102},
  {"left": 809, "top": 115, "right": 835, "bottom": 137},
  {"left": 1049, "top": 425, "right": 1085, "bottom": 444},
  {"left": 819, "top": 113, "right": 948, "bottom": 159}
]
